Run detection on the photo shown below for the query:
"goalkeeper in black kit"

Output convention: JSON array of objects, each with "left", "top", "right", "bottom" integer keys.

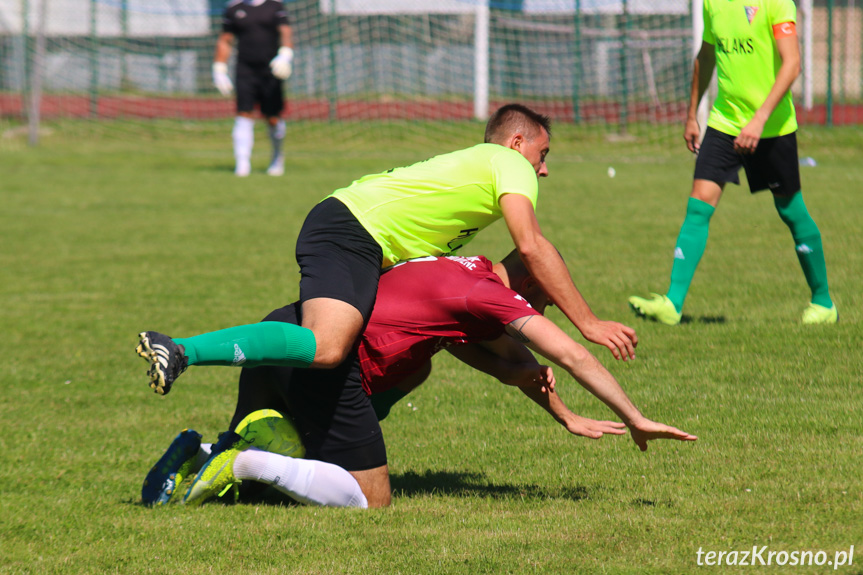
[{"left": 212, "top": 0, "right": 295, "bottom": 177}]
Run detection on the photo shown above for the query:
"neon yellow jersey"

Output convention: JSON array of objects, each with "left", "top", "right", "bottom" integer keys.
[
  {"left": 703, "top": 0, "right": 797, "bottom": 137},
  {"left": 329, "top": 144, "right": 539, "bottom": 268}
]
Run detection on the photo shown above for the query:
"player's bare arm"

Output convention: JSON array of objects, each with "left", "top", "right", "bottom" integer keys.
[
  {"left": 735, "top": 29, "right": 801, "bottom": 154},
  {"left": 212, "top": 32, "right": 236, "bottom": 97},
  {"left": 279, "top": 23, "right": 294, "bottom": 49},
  {"left": 510, "top": 313, "right": 697, "bottom": 450},
  {"left": 499, "top": 192, "right": 638, "bottom": 361},
  {"left": 448, "top": 337, "right": 624, "bottom": 439},
  {"left": 214, "top": 31, "right": 234, "bottom": 63},
  {"left": 269, "top": 24, "right": 295, "bottom": 81},
  {"left": 446, "top": 338, "right": 554, "bottom": 390},
  {"left": 685, "top": 41, "right": 716, "bottom": 153},
  {"left": 507, "top": 315, "right": 538, "bottom": 344},
  {"left": 519, "top": 385, "right": 626, "bottom": 439}
]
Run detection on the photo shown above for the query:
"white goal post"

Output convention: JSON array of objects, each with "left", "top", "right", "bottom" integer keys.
[
  {"left": 320, "top": 0, "right": 697, "bottom": 121},
  {"left": 320, "top": 0, "right": 492, "bottom": 119}
]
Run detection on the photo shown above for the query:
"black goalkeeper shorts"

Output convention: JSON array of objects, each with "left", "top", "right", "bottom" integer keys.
[{"left": 235, "top": 61, "right": 284, "bottom": 118}]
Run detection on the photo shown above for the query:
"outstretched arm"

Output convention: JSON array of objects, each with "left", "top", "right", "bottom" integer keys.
[
  {"left": 446, "top": 338, "right": 553, "bottom": 390},
  {"left": 506, "top": 314, "right": 697, "bottom": 451},
  {"left": 499, "top": 193, "right": 638, "bottom": 361},
  {"left": 447, "top": 338, "right": 626, "bottom": 439}
]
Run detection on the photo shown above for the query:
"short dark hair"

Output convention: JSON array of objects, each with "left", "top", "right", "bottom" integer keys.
[{"left": 484, "top": 103, "right": 552, "bottom": 144}]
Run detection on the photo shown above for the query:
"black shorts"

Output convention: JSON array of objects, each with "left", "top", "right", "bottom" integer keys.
[
  {"left": 295, "top": 197, "right": 383, "bottom": 322},
  {"left": 693, "top": 127, "right": 801, "bottom": 195},
  {"left": 229, "top": 303, "right": 387, "bottom": 472},
  {"left": 235, "top": 61, "right": 284, "bottom": 118}
]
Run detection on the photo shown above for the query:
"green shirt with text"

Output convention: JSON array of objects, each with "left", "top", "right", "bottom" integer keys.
[
  {"left": 703, "top": 0, "right": 797, "bottom": 137},
  {"left": 330, "top": 144, "right": 539, "bottom": 268}
]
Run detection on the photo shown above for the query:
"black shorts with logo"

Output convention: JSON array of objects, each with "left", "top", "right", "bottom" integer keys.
[
  {"left": 694, "top": 127, "right": 801, "bottom": 195},
  {"left": 295, "top": 197, "right": 383, "bottom": 323},
  {"left": 235, "top": 61, "right": 284, "bottom": 117},
  {"left": 229, "top": 302, "right": 387, "bottom": 472}
]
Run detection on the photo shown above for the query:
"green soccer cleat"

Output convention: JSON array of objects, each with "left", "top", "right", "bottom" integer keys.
[
  {"left": 801, "top": 303, "right": 838, "bottom": 325},
  {"left": 141, "top": 429, "right": 202, "bottom": 507},
  {"left": 628, "top": 293, "right": 682, "bottom": 326},
  {"left": 183, "top": 431, "right": 245, "bottom": 506},
  {"left": 235, "top": 409, "right": 305, "bottom": 459}
]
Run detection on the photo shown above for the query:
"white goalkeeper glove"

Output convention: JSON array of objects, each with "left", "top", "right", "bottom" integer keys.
[
  {"left": 269, "top": 47, "right": 294, "bottom": 80},
  {"left": 212, "top": 62, "right": 233, "bottom": 96}
]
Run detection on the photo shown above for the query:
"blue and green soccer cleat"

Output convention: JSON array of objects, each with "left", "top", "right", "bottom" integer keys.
[
  {"left": 141, "top": 429, "right": 202, "bottom": 506},
  {"left": 628, "top": 293, "right": 682, "bottom": 326},
  {"left": 182, "top": 430, "right": 245, "bottom": 506},
  {"left": 182, "top": 409, "right": 305, "bottom": 506}
]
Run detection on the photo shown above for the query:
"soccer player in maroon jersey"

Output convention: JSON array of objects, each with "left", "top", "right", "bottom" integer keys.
[{"left": 143, "top": 251, "right": 695, "bottom": 509}]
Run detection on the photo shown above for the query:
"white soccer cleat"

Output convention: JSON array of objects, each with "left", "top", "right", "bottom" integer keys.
[{"left": 267, "top": 155, "right": 284, "bottom": 176}]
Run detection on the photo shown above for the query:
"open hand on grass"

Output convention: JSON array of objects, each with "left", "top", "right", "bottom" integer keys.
[
  {"left": 628, "top": 418, "right": 698, "bottom": 452},
  {"left": 564, "top": 415, "right": 627, "bottom": 439}
]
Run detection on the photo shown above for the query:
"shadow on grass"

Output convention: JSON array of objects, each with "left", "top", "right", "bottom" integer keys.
[
  {"left": 130, "top": 471, "right": 590, "bottom": 507},
  {"left": 675, "top": 314, "right": 727, "bottom": 325},
  {"left": 390, "top": 469, "right": 589, "bottom": 502},
  {"left": 629, "top": 312, "right": 727, "bottom": 326},
  {"left": 694, "top": 315, "right": 726, "bottom": 324}
]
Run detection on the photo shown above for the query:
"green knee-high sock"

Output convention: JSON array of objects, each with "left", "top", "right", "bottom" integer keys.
[
  {"left": 370, "top": 387, "right": 409, "bottom": 421},
  {"left": 773, "top": 192, "right": 833, "bottom": 308},
  {"left": 667, "top": 197, "right": 715, "bottom": 313},
  {"left": 175, "top": 321, "right": 316, "bottom": 368}
]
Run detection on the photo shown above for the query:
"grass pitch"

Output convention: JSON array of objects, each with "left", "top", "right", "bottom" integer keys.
[{"left": 0, "top": 121, "right": 861, "bottom": 574}]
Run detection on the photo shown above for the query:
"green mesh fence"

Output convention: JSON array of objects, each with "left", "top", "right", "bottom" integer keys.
[{"left": 0, "top": 0, "right": 859, "bottom": 149}]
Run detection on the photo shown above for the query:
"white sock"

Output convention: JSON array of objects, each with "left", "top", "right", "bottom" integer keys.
[
  {"left": 233, "top": 448, "right": 368, "bottom": 508},
  {"left": 232, "top": 116, "right": 254, "bottom": 168},
  {"left": 196, "top": 443, "right": 213, "bottom": 467}
]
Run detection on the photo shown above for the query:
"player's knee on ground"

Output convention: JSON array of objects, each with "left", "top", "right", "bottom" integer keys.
[{"left": 350, "top": 466, "right": 391, "bottom": 508}]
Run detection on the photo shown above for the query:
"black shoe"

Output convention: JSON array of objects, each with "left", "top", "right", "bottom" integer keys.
[{"left": 136, "top": 331, "right": 188, "bottom": 395}]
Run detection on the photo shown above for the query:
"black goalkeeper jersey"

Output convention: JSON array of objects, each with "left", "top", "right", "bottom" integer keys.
[{"left": 222, "top": 0, "right": 291, "bottom": 66}]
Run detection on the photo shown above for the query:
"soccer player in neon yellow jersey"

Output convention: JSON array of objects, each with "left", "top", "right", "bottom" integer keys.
[
  {"left": 628, "top": 0, "right": 837, "bottom": 326},
  {"left": 137, "top": 104, "right": 639, "bottom": 395}
]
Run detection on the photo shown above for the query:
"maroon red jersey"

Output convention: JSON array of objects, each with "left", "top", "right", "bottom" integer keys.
[{"left": 358, "top": 256, "right": 540, "bottom": 394}]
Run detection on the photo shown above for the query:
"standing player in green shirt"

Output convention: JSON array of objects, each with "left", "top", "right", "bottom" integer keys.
[
  {"left": 628, "top": 0, "right": 837, "bottom": 325},
  {"left": 137, "top": 104, "right": 639, "bottom": 394}
]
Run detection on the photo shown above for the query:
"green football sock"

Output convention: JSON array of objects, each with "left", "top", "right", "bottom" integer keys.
[
  {"left": 370, "top": 387, "right": 409, "bottom": 421},
  {"left": 175, "top": 321, "right": 316, "bottom": 369},
  {"left": 666, "top": 197, "right": 715, "bottom": 313},
  {"left": 773, "top": 192, "right": 833, "bottom": 308}
]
